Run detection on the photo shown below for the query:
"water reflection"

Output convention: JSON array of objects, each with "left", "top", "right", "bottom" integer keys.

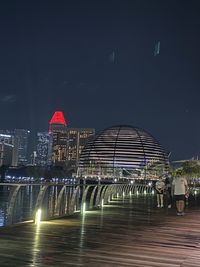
[
  {"left": 0, "top": 209, "right": 5, "bottom": 226},
  {"left": 79, "top": 213, "right": 86, "bottom": 252},
  {"left": 0, "top": 187, "right": 9, "bottom": 226},
  {"left": 31, "top": 223, "right": 41, "bottom": 267}
]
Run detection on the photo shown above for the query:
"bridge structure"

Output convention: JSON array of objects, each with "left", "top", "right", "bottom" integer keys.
[
  {"left": 0, "top": 181, "right": 154, "bottom": 226},
  {"left": 0, "top": 181, "right": 200, "bottom": 266}
]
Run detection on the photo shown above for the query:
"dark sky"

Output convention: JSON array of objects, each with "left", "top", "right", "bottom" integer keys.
[{"left": 0, "top": 0, "right": 200, "bottom": 160}]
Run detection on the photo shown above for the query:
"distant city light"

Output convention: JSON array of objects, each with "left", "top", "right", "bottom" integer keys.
[{"left": 0, "top": 134, "right": 11, "bottom": 138}]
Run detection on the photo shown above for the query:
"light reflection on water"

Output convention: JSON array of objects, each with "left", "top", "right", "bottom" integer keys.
[{"left": 0, "top": 187, "right": 9, "bottom": 227}]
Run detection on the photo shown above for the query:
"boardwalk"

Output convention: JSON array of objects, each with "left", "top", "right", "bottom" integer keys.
[{"left": 0, "top": 195, "right": 200, "bottom": 267}]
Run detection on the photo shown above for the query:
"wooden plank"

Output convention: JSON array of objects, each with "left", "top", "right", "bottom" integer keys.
[{"left": 0, "top": 195, "right": 200, "bottom": 266}]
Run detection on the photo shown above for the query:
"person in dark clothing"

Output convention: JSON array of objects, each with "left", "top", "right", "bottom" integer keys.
[{"left": 165, "top": 176, "right": 173, "bottom": 208}]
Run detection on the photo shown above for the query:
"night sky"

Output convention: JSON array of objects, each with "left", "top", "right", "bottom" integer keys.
[{"left": 0, "top": 0, "right": 200, "bottom": 160}]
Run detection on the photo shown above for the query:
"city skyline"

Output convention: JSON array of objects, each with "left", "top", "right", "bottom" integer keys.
[{"left": 0, "top": 0, "right": 200, "bottom": 160}]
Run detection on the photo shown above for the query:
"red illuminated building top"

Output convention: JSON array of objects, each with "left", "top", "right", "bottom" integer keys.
[{"left": 49, "top": 111, "right": 67, "bottom": 131}]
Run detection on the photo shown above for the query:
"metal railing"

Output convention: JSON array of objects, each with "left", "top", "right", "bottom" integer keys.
[
  {"left": 0, "top": 182, "right": 155, "bottom": 226},
  {"left": 0, "top": 182, "right": 199, "bottom": 226}
]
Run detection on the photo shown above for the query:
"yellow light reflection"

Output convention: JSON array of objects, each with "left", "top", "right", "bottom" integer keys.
[
  {"left": 35, "top": 209, "right": 42, "bottom": 225},
  {"left": 82, "top": 202, "right": 86, "bottom": 213},
  {"left": 79, "top": 211, "right": 85, "bottom": 252},
  {"left": 30, "top": 219, "right": 41, "bottom": 267}
]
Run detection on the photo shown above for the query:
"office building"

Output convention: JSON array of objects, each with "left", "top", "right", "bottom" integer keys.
[
  {"left": 14, "top": 129, "right": 30, "bottom": 166},
  {"left": 36, "top": 132, "right": 50, "bottom": 166},
  {"left": 49, "top": 111, "right": 95, "bottom": 171},
  {"left": 65, "top": 128, "right": 95, "bottom": 169},
  {"left": 0, "top": 134, "right": 14, "bottom": 166},
  {"left": 49, "top": 111, "right": 68, "bottom": 166}
]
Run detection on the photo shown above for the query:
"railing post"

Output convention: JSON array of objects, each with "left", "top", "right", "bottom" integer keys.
[
  {"left": 55, "top": 185, "right": 66, "bottom": 216},
  {"left": 7, "top": 185, "right": 21, "bottom": 225},
  {"left": 34, "top": 185, "right": 49, "bottom": 223}
]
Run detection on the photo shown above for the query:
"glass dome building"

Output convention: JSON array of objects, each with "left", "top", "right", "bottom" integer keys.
[{"left": 78, "top": 125, "right": 169, "bottom": 179}]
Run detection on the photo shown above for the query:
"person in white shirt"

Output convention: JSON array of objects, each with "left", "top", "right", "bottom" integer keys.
[
  {"left": 172, "top": 174, "right": 188, "bottom": 216},
  {"left": 155, "top": 177, "right": 165, "bottom": 208}
]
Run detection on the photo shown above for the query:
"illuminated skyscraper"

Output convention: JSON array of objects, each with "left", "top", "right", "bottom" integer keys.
[
  {"left": 0, "top": 130, "right": 30, "bottom": 166},
  {"left": 49, "top": 111, "right": 95, "bottom": 171},
  {"left": 49, "top": 111, "right": 67, "bottom": 132},
  {"left": 0, "top": 134, "right": 14, "bottom": 166},
  {"left": 49, "top": 111, "right": 68, "bottom": 166},
  {"left": 36, "top": 132, "right": 50, "bottom": 166},
  {"left": 0, "top": 131, "right": 16, "bottom": 166},
  {"left": 14, "top": 129, "right": 30, "bottom": 166},
  {"left": 65, "top": 128, "right": 95, "bottom": 169}
]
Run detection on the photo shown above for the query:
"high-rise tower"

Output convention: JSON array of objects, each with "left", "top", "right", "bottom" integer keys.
[
  {"left": 14, "top": 129, "right": 30, "bottom": 166},
  {"left": 36, "top": 132, "right": 50, "bottom": 166},
  {"left": 49, "top": 111, "right": 95, "bottom": 173},
  {"left": 49, "top": 111, "right": 67, "bottom": 133},
  {"left": 49, "top": 111, "right": 68, "bottom": 166}
]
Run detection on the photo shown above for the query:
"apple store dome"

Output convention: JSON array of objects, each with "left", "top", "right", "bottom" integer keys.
[{"left": 78, "top": 125, "right": 169, "bottom": 179}]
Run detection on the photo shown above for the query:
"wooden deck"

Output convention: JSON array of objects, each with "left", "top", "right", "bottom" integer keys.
[{"left": 0, "top": 195, "right": 200, "bottom": 266}]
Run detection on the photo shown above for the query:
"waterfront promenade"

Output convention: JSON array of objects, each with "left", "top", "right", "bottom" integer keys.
[{"left": 0, "top": 195, "right": 200, "bottom": 267}]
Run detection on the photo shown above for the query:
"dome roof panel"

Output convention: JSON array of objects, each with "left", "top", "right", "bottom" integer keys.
[{"left": 78, "top": 125, "right": 169, "bottom": 178}]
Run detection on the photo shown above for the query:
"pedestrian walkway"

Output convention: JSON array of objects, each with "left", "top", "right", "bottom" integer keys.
[{"left": 0, "top": 195, "right": 200, "bottom": 266}]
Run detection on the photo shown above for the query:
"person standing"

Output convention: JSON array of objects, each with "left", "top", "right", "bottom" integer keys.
[
  {"left": 155, "top": 177, "right": 165, "bottom": 208},
  {"left": 172, "top": 173, "right": 188, "bottom": 216},
  {"left": 165, "top": 176, "right": 172, "bottom": 208}
]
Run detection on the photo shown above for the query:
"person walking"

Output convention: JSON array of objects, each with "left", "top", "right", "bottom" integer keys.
[
  {"left": 172, "top": 173, "right": 188, "bottom": 216},
  {"left": 165, "top": 176, "right": 172, "bottom": 208},
  {"left": 155, "top": 177, "right": 165, "bottom": 208}
]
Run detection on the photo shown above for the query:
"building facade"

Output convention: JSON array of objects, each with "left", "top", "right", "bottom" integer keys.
[
  {"left": 49, "top": 110, "right": 95, "bottom": 171},
  {"left": 51, "top": 127, "right": 95, "bottom": 169},
  {"left": 35, "top": 132, "right": 50, "bottom": 166},
  {"left": 14, "top": 129, "right": 30, "bottom": 166},
  {"left": 65, "top": 128, "right": 95, "bottom": 169},
  {"left": 0, "top": 132, "right": 15, "bottom": 166},
  {"left": 0, "top": 133, "right": 14, "bottom": 166},
  {"left": 78, "top": 125, "right": 169, "bottom": 179}
]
